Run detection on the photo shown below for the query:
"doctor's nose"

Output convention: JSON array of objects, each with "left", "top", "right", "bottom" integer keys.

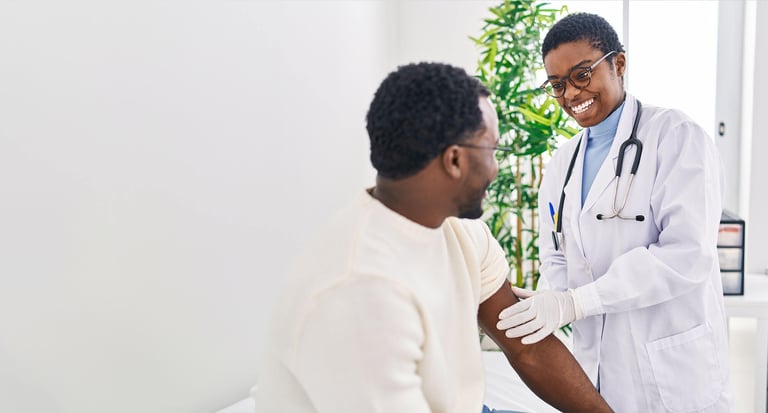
[{"left": 563, "top": 83, "right": 583, "bottom": 101}]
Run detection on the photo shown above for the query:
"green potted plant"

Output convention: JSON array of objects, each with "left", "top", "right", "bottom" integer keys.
[{"left": 473, "top": 0, "right": 578, "bottom": 292}]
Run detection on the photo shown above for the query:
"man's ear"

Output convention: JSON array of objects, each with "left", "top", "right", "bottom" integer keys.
[{"left": 440, "top": 145, "right": 464, "bottom": 180}]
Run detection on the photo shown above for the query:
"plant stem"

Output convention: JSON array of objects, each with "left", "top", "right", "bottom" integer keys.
[{"left": 515, "top": 155, "right": 523, "bottom": 286}]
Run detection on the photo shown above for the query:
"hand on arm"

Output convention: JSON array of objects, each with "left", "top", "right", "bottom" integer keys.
[
  {"left": 478, "top": 283, "right": 612, "bottom": 413},
  {"left": 496, "top": 286, "right": 585, "bottom": 344}
]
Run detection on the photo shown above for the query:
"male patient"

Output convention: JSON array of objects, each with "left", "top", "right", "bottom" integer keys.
[{"left": 253, "top": 62, "right": 611, "bottom": 413}]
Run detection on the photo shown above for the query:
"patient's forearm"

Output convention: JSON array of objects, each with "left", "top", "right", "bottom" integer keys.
[
  {"left": 478, "top": 286, "right": 612, "bottom": 413},
  {"left": 501, "top": 333, "right": 609, "bottom": 412}
]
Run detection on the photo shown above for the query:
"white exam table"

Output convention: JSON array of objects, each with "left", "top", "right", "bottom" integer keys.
[{"left": 217, "top": 351, "right": 559, "bottom": 413}]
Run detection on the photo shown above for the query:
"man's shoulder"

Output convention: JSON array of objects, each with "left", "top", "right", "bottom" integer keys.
[
  {"left": 446, "top": 217, "right": 492, "bottom": 240},
  {"left": 444, "top": 217, "right": 500, "bottom": 260}
]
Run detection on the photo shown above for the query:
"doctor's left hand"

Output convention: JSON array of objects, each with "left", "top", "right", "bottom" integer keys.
[{"left": 496, "top": 287, "right": 584, "bottom": 344}]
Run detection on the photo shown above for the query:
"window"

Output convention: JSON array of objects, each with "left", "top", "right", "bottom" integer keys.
[{"left": 546, "top": 1, "right": 718, "bottom": 136}]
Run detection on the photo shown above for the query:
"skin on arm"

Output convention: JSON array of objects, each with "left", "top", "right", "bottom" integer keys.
[{"left": 478, "top": 283, "right": 613, "bottom": 413}]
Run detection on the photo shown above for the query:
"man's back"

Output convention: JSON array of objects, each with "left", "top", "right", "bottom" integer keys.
[{"left": 254, "top": 191, "right": 508, "bottom": 412}]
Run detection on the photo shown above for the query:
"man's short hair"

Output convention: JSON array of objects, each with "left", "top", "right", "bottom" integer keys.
[
  {"left": 366, "top": 62, "right": 491, "bottom": 180},
  {"left": 542, "top": 13, "right": 625, "bottom": 63}
]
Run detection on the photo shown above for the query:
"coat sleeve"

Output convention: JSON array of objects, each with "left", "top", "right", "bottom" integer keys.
[
  {"left": 574, "top": 117, "right": 724, "bottom": 316},
  {"left": 288, "top": 276, "right": 432, "bottom": 412}
]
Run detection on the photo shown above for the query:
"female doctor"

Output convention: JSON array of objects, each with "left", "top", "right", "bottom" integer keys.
[{"left": 496, "top": 13, "right": 733, "bottom": 412}]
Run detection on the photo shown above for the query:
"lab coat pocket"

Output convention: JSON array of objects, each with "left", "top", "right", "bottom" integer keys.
[{"left": 645, "top": 324, "right": 722, "bottom": 412}]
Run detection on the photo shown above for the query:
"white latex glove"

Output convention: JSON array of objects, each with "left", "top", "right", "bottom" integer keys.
[{"left": 496, "top": 287, "right": 583, "bottom": 344}]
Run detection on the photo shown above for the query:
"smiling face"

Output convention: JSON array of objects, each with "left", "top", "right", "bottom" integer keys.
[{"left": 544, "top": 40, "right": 626, "bottom": 127}]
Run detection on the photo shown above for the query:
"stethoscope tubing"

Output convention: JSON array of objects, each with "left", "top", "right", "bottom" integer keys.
[{"left": 553, "top": 100, "right": 644, "bottom": 248}]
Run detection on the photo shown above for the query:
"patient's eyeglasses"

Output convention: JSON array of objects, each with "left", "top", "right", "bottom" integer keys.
[
  {"left": 456, "top": 143, "right": 514, "bottom": 153},
  {"left": 540, "top": 50, "right": 617, "bottom": 98}
]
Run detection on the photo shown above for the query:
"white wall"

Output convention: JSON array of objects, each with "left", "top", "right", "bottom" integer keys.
[
  {"left": 393, "top": 0, "right": 494, "bottom": 72},
  {"left": 0, "top": 1, "right": 501, "bottom": 412},
  {"left": 0, "top": 1, "right": 386, "bottom": 412},
  {"left": 627, "top": 1, "right": 718, "bottom": 136},
  {"left": 716, "top": 0, "right": 745, "bottom": 214},
  {"left": 2, "top": 1, "right": 766, "bottom": 413},
  {"left": 744, "top": 0, "right": 768, "bottom": 274}
]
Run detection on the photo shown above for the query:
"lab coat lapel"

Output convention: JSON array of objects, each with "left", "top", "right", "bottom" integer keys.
[
  {"left": 564, "top": 131, "right": 587, "bottom": 257},
  {"left": 581, "top": 96, "right": 638, "bottom": 213}
]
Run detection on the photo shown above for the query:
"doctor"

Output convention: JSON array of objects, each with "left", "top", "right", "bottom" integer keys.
[{"left": 496, "top": 12, "right": 733, "bottom": 412}]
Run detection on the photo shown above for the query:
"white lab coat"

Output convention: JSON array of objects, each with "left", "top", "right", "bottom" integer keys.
[{"left": 537, "top": 94, "right": 733, "bottom": 412}]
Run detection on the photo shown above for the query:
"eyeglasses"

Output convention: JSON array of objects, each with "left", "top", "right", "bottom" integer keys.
[
  {"left": 540, "top": 50, "right": 617, "bottom": 98},
  {"left": 456, "top": 143, "right": 514, "bottom": 153}
]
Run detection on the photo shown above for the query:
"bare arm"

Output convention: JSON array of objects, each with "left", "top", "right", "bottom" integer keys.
[{"left": 478, "top": 283, "right": 613, "bottom": 413}]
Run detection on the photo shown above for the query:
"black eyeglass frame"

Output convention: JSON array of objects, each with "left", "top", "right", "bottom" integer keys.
[{"left": 539, "top": 50, "right": 617, "bottom": 98}]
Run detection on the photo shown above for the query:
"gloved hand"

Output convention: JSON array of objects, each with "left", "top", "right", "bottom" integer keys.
[{"left": 496, "top": 287, "right": 583, "bottom": 344}]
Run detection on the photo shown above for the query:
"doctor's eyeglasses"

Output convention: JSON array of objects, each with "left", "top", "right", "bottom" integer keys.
[{"left": 540, "top": 50, "right": 617, "bottom": 98}]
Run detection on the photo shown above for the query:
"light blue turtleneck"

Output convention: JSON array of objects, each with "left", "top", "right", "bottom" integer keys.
[{"left": 581, "top": 101, "right": 625, "bottom": 205}]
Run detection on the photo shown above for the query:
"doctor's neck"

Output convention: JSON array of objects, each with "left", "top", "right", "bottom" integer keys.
[
  {"left": 598, "top": 93, "right": 626, "bottom": 122},
  {"left": 589, "top": 96, "right": 626, "bottom": 137}
]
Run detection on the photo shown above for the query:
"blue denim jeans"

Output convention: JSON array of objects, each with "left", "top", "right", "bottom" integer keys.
[{"left": 481, "top": 405, "right": 524, "bottom": 413}]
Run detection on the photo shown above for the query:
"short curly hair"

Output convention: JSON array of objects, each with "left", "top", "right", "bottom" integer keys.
[
  {"left": 366, "top": 62, "right": 490, "bottom": 180},
  {"left": 542, "top": 13, "right": 625, "bottom": 64}
]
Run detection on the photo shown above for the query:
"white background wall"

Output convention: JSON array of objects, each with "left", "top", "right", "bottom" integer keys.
[
  {"left": 744, "top": 0, "right": 768, "bottom": 274},
  {"left": 0, "top": 1, "right": 386, "bottom": 412},
  {"left": 0, "top": 1, "right": 493, "bottom": 412},
  {"left": 0, "top": 1, "right": 765, "bottom": 413}
]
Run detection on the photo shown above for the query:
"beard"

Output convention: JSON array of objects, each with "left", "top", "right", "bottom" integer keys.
[
  {"left": 457, "top": 180, "right": 491, "bottom": 219},
  {"left": 458, "top": 204, "right": 484, "bottom": 219}
]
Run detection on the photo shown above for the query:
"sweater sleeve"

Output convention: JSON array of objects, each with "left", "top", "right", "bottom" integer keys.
[
  {"left": 477, "top": 222, "right": 511, "bottom": 303},
  {"left": 450, "top": 219, "right": 509, "bottom": 303},
  {"left": 288, "top": 275, "right": 431, "bottom": 413}
]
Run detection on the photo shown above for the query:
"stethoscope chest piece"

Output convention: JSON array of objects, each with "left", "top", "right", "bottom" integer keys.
[{"left": 552, "top": 100, "right": 646, "bottom": 251}]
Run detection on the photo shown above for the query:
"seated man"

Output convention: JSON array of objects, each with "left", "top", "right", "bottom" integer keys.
[{"left": 253, "top": 62, "right": 612, "bottom": 413}]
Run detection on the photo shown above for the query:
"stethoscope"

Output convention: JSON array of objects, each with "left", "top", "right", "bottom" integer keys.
[{"left": 552, "top": 100, "right": 644, "bottom": 252}]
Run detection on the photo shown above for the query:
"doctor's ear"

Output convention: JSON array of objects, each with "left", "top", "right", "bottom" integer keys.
[{"left": 614, "top": 52, "right": 627, "bottom": 78}]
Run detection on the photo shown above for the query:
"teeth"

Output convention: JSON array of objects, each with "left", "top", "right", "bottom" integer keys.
[{"left": 571, "top": 98, "right": 594, "bottom": 114}]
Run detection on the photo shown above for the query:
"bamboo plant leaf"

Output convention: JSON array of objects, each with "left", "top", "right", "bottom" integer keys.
[{"left": 473, "top": 0, "right": 577, "bottom": 315}]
